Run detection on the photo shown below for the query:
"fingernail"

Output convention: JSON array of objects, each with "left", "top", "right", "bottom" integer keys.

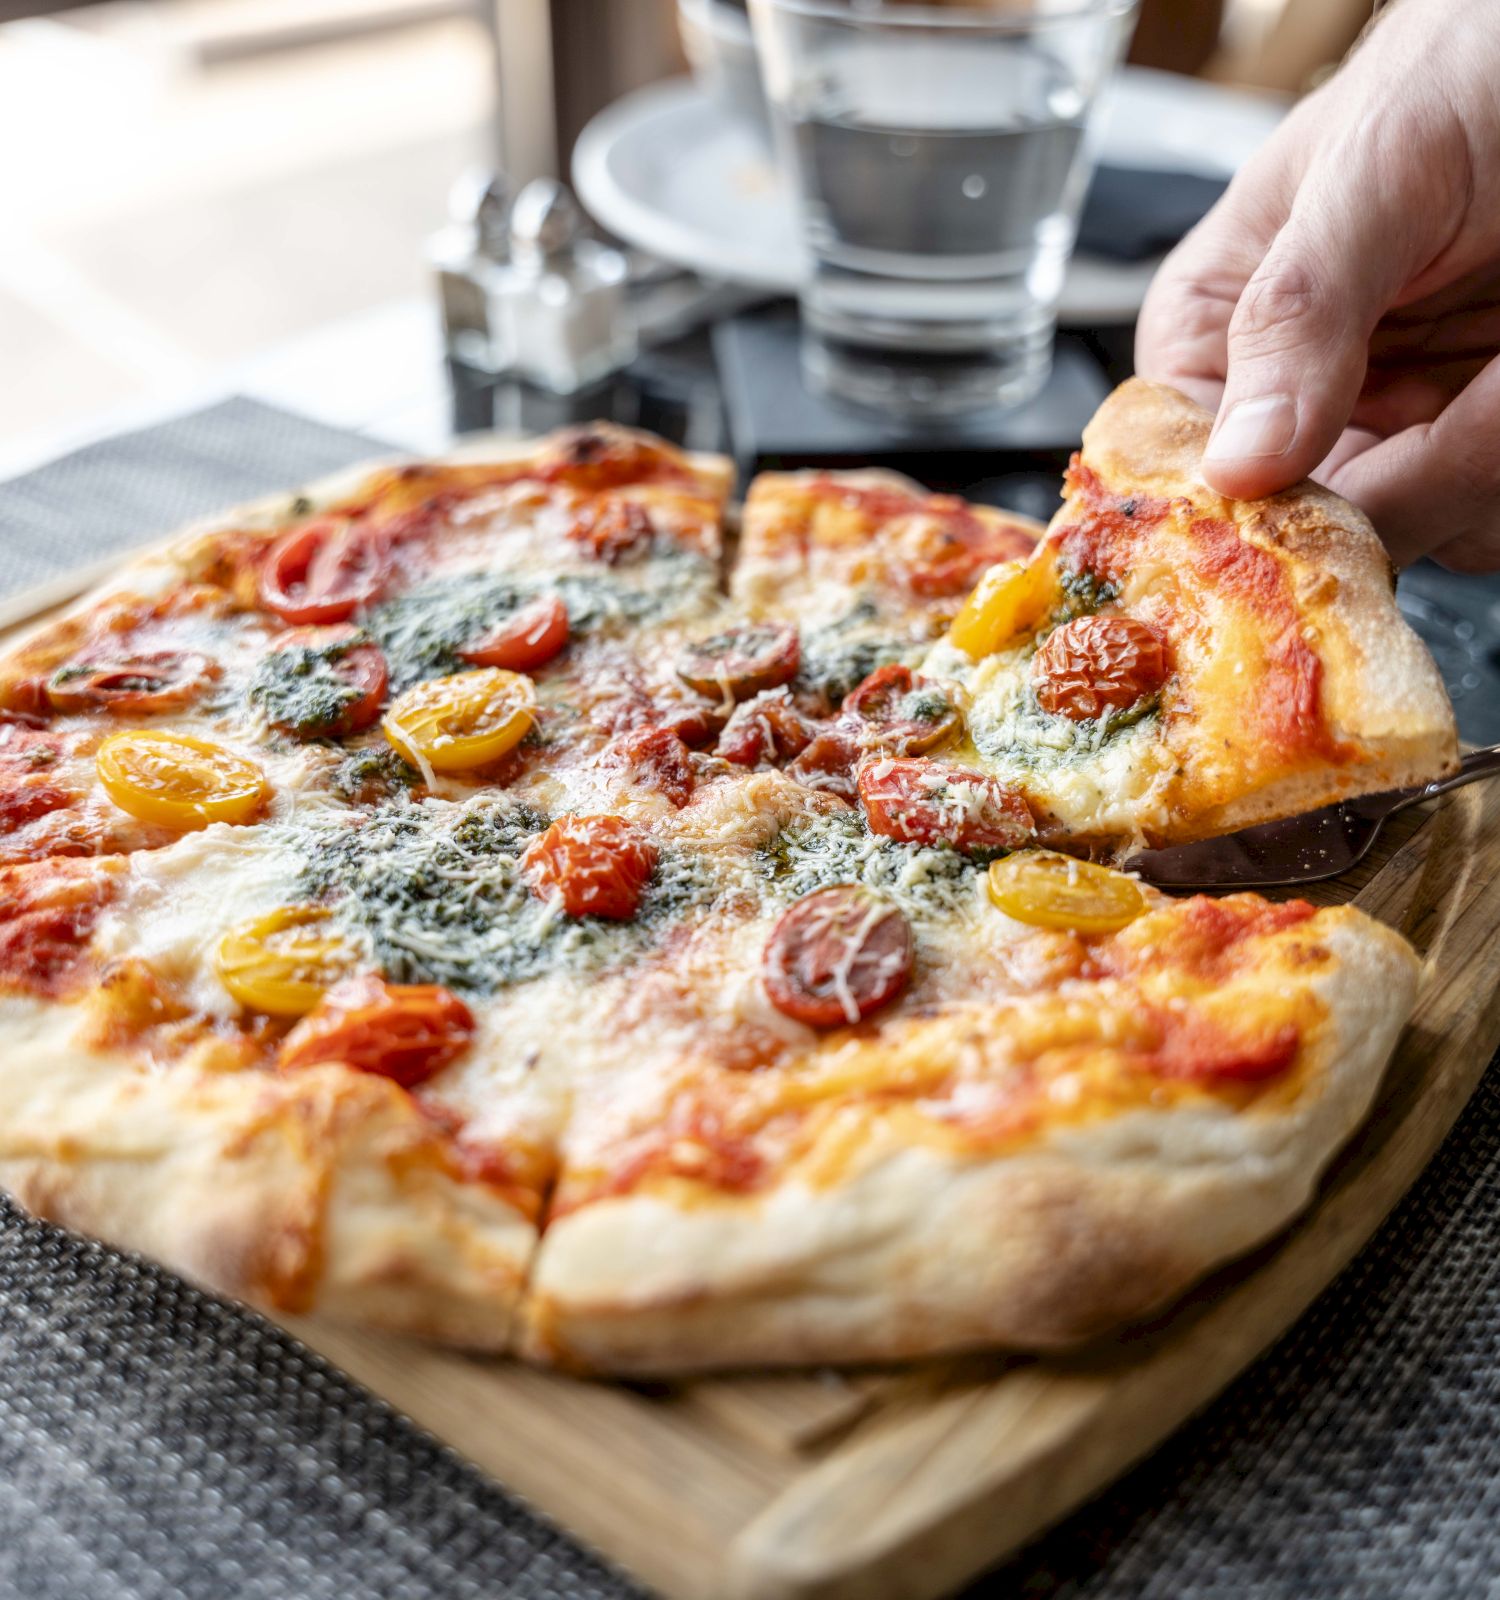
[{"left": 1205, "top": 395, "right": 1298, "bottom": 463}]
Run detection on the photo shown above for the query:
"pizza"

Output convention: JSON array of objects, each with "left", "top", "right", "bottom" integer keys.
[{"left": 0, "top": 387, "right": 1454, "bottom": 1372}]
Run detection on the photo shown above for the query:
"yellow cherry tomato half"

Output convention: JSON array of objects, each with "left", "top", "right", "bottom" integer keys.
[
  {"left": 986, "top": 849, "right": 1145, "bottom": 935},
  {"left": 216, "top": 904, "right": 359, "bottom": 1017},
  {"left": 947, "top": 557, "right": 1056, "bottom": 659},
  {"left": 96, "top": 730, "right": 268, "bottom": 830},
  {"left": 382, "top": 668, "right": 535, "bottom": 773}
]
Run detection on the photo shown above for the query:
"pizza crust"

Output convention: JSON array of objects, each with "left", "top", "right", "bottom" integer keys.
[
  {"left": 520, "top": 913, "right": 1417, "bottom": 1372},
  {"left": 0, "top": 996, "right": 536, "bottom": 1348}
]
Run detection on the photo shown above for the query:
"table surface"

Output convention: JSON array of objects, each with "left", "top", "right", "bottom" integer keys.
[{"left": 3, "top": 324, "right": 1500, "bottom": 1600}]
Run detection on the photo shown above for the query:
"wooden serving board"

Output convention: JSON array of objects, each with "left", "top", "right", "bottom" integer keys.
[{"left": 5, "top": 583, "right": 1499, "bottom": 1600}]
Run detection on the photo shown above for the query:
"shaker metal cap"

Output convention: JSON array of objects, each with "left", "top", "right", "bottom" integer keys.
[
  {"left": 509, "top": 179, "right": 587, "bottom": 262},
  {"left": 448, "top": 167, "right": 512, "bottom": 260}
]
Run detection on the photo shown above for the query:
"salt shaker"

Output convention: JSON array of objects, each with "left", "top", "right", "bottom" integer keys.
[
  {"left": 491, "top": 179, "right": 636, "bottom": 394},
  {"left": 429, "top": 168, "right": 514, "bottom": 372}
]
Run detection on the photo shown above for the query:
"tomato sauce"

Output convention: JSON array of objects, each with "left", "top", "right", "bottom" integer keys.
[
  {"left": 556, "top": 1105, "right": 767, "bottom": 1217},
  {"left": 1185, "top": 514, "right": 1346, "bottom": 761},
  {"left": 0, "top": 857, "right": 117, "bottom": 998},
  {"left": 1054, "top": 459, "right": 1173, "bottom": 580},
  {"left": 1141, "top": 1007, "right": 1301, "bottom": 1083},
  {"left": 1094, "top": 894, "right": 1320, "bottom": 986}
]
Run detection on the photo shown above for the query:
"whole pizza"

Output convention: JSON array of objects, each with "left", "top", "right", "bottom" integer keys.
[{"left": 0, "top": 380, "right": 1457, "bottom": 1372}]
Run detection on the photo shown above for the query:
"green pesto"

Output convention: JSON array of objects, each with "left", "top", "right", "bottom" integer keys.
[
  {"left": 246, "top": 633, "right": 365, "bottom": 736},
  {"left": 296, "top": 794, "right": 722, "bottom": 994}
]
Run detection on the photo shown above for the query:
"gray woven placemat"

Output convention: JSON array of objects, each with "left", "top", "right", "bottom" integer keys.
[{"left": 1, "top": 401, "right": 1497, "bottom": 1600}]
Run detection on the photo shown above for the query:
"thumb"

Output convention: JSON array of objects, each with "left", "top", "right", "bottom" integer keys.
[{"left": 1200, "top": 175, "right": 1417, "bottom": 500}]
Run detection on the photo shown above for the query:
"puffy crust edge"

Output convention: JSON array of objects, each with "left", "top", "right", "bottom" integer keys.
[
  {"left": 520, "top": 913, "right": 1417, "bottom": 1373},
  {"left": 1076, "top": 380, "right": 1457, "bottom": 829},
  {"left": 0, "top": 998, "right": 534, "bottom": 1349}
]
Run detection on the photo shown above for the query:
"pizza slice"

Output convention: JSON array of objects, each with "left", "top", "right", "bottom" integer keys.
[
  {"left": 523, "top": 830, "right": 1418, "bottom": 1372},
  {"left": 923, "top": 379, "right": 1458, "bottom": 850}
]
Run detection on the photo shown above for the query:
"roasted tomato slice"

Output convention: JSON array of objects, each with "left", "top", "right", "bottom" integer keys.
[
  {"left": 383, "top": 668, "right": 535, "bottom": 773},
  {"left": 567, "top": 500, "right": 655, "bottom": 564},
  {"left": 715, "top": 689, "right": 816, "bottom": 767},
  {"left": 897, "top": 499, "right": 1035, "bottom": 598},
  {"left": 216, "top": 904, "right": 360, "bottom": 1017},
  {"left": 676, "top": 622, "right": 799, "bottom": 702},
  {"left": 986, "top": 850, "right": 1145, "bottom": 934},
  {"left": 46, "top": 650, "right": 220, "bottom": 716},
  {"left": 857, "top": 757, "right": 1034, "bottom": 854},
  {"left": 763, "top": 885, "right": 913, "bottom": 1028},
  {"left": 459, "top": 595, "right": 570, "bottom": 671},
  {"left": 258, "top": 517, "right": 389, "bottom": 624},
  {"left": 278, "top": 972, "right": 474, "bottom": 1088},
  {"left": 523, "top": 814, "right": 657, "bottom": 920},
  {"left": 257, "top": 626, "right": 388, "bottom": 738},
  {"left": 843, "top": 664, "right": 962, "bottom": 755},
  {"left": 1032, "top": 615, "right": 1169, "bottom": 722},
  {"left": 785, "top": 726, "right": 862, "bottom": 800},
  {"left": 96, "top": 731, "right": 268, "bottom": 830},
  {"left": 609, "top": 726, "right": 695, "bottom": 807}
]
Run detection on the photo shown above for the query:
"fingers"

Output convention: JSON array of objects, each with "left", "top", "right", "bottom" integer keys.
[
  {"left": 1325, "top": 354, "right": 1500, "bottom": 572},
  {"left": 1198, "top": 145, "right": 1441, "bottom": 501}
]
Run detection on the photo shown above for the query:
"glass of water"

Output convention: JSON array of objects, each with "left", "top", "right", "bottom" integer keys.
[{"left": 748, "top": 0, "right": 1139, "bottom": 414}]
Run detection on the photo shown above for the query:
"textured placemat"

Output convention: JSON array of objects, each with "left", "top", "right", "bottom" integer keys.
[{"left": 1, "top": 401, "right": 1498, "bottom": 1600}]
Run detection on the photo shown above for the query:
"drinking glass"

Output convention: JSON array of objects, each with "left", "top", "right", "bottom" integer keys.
[{"left": 748, "top": 0, "right": 1139, "bottom": 415}]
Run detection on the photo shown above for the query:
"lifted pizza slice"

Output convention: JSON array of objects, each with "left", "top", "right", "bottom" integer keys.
[{"left": 925, "top": 379, "right": 1457, "bottom": 850}]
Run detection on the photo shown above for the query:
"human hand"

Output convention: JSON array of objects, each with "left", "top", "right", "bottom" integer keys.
[{"left": 1136, "top": 0, "right": 1500, "bottom": 571}]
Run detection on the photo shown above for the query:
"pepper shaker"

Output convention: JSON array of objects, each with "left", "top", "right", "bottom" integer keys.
[
  {"left": 490, "top": 179, "right": 636, "bottom": 394},
  {"left": 429, "top": 168, "right": 514, "bottom": 372}
]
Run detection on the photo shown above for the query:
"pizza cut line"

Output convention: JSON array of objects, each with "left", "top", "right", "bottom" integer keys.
[{"left": 0, "top": 383, "right": 1455, "bottom": 1372}]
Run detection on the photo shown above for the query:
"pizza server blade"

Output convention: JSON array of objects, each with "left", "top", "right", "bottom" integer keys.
[{"left": 1124, "top": 744, "right": 1500, "bottom": 891}]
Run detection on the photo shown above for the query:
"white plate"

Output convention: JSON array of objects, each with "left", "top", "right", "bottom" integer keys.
[{"left": 573, "top": 68, "right": 1287, "bottom": 326}]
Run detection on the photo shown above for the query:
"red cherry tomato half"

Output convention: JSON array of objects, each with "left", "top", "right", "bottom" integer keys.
[
  {"left": 268, "top": 626, "right": 389, "bottom": 737},
  {"left": 763, "top": 885, "right": 913, "bottom": 1028},
  {"left": 567, "top": 500, "right": 655, "bottom": 564},
  {"left": 842, "top": 664, "right": 962, "bottom": 755},
  {"left": 857, "top": 757, "right": 1034, "bottom": 854},
  {"left": 785, "top": 726, "right": 862, "bottom": 800},
  {"left": 676, "top": 622, "right": 800, "bottom": 702},
  {"left": 900, "top": 499, "right": 1035, "bottom": 598},
  {"left": 459, "top": 595, "right": 570, "bottom": 671},
  {"left": 46, "top": 650, "right": 220, "bottom": 716},
  {"left": 1032, "top": 615, "right": 1169, "bottom": 722},
  {"left": 715, "top": 689, "right": 816, "bottom": 767},
  {"left": 523, "top": 814, "right": 657, "bottom": 920},
  {"left": 258, "top": 518, "right": 389, "bottom": 624},
  {"left": 609, "top": 726, "right": 695, "bottom": 807},
  {"left": 278, "top": 973, "right": 474, "bottom": 1088}
]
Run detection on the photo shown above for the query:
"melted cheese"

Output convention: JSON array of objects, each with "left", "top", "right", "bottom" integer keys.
[
  {"left": 953, "top": 643, "right": 1171, "bottom": 841},
  {"left": 93, "top": 824, "right": 312, "bottom": 1016}
]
